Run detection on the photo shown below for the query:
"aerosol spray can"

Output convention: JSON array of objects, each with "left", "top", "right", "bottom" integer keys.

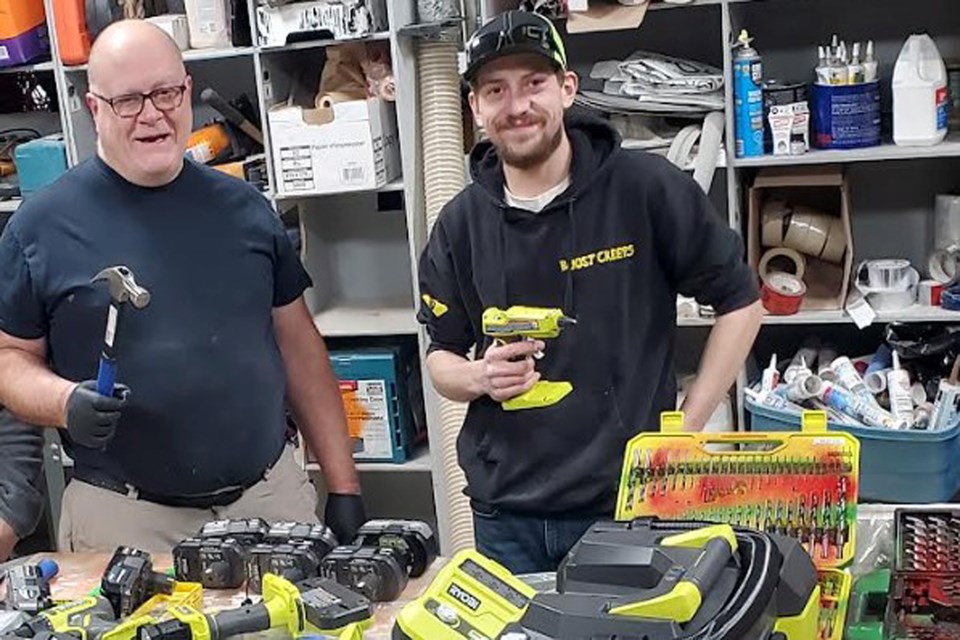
[{"left": 734, "top": 29, "right": 764, "bottom": 158}]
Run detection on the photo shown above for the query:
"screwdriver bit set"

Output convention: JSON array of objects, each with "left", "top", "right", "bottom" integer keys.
[
  {"left": 886, "top": 509, "right": 960, "bottom": 639},
  {"left": 615, "top": 411, "right": 860, "bottom": 640}
]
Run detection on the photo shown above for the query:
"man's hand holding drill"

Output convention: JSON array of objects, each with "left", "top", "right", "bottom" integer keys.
[
  {"left": 65, "top": 381, "right": 130, "bottom": 448},
  {"left": 477, "top": 340, "right": 544, "bottom": 403}
]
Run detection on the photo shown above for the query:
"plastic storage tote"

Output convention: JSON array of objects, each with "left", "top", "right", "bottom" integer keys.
[{"left": 745, "top": 393, "right": 960, "bottom": 503}]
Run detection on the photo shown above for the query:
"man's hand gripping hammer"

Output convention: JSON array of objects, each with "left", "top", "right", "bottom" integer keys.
[{"left": 92, "top": 266, "right": 150, "bottom": 397}]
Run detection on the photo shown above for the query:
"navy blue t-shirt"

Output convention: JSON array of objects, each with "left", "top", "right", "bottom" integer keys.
[{"left": 0, "top": 157, "right": 312, "bottom": 497}]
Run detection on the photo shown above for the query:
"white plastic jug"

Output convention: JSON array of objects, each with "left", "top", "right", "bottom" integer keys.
[
  {"left": 893, "top": 33, "right": 949, "bottom": 146},
  {"left": 184, "top": 0, "right": 232, "bottom": 49}
]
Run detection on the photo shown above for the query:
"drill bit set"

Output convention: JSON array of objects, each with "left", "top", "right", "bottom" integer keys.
[
  {"left": 615, "top": 410, "right": 860, "bottom": 640},
  {"left": 886, "top": 510, "right": 960, "bottom": 640}
]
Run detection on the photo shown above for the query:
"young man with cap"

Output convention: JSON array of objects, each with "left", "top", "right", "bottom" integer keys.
[{"left": 417, "top": 10, "right": 764, "bottom": 573}]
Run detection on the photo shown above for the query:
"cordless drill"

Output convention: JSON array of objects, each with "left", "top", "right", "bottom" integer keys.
[
  {"left": 136, "top": 575, "right": 370, "bottom": 640},
  {"left": 12, "top": 596, "right": 117, "bottom": 640},
  {"left": 481, "top": 306, "right": 576, "bottom": 410}
]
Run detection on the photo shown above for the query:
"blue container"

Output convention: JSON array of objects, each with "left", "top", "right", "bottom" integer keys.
[
  {"left": 745, "top": 392, "right": 960, "bottom": 503},
  {"left": 14, "top": 134, "right": 67, "bottom": 196},
  {"left": 811, "top": 81, "right": 882, "bottom": 149},
  {"left": 329, "top": 347, "right": 421, "bottom": 463}
]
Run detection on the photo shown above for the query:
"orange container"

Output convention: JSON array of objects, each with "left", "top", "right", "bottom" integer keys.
[
  {"left": 0, "top": 0, "right": 46, "bottom": 40},
  {"left": 51, "top": 0, "right": 90, "bottom": 65}
]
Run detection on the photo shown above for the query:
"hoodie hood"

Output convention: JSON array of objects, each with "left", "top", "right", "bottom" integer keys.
[{"left": 469, "top": 111, "right": 622, "bottom": 208}]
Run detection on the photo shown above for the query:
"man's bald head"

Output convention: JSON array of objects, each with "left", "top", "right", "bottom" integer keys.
[{"left": 88, "top": 20, "right": 185, "bottom": 92}]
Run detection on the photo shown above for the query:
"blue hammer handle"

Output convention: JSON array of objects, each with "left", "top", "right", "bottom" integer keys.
[{"left": 97, "top": 356, "right": 117, "bottom": 397}]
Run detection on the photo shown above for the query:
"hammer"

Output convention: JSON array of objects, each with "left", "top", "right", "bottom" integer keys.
[{"left": 92, "top": 266, "right": 150, "bottom": 397}]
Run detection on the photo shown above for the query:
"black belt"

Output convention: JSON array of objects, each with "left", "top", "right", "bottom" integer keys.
[{"left": 74, "top": 468, "right": 259, "bottom": 509}]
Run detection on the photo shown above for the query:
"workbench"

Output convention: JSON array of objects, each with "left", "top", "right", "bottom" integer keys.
[{"left": 9, "top": 553, "right": 445, "bottom": 640}]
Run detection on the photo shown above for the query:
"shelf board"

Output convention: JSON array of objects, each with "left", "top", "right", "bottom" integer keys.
[
  {"left": 64, "top": 46, "right": 255, "bottom": 71},
  {"left": 313, "top": 303, "right": 418, "bottom": 337},
  {"left": 259, "top": 32, "right": 391, "bottom": 54},
  {"left": 680, "top": 305, "right": 960, "bottom": 327},
  {"left": 732, "top": 133, "right": 960, "bottom": 168},
  {"left": 306, "top": 446, "right": 432, "bottom": 473},
  {"left": 0, "top": 199, "right": 22, "bottom": 213},
  {"left": 273, "top": 178, "right": 404, "bottom": 202},
  {"left": 623, "top": 140, "right": 727, "bottom": 170},
  {"left": 0, "top": 59, "right": 55, "bottom": 74},
  {"left": 764, "top": 305, "right": 960, "bottom": 325},
  {"left": 649, "top": 0, "right": 724, "bottom": 9}
]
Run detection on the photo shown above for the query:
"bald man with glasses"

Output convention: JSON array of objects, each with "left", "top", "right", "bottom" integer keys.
[{"left": 0, "top": 20, "right": 367, "bottom": 552}]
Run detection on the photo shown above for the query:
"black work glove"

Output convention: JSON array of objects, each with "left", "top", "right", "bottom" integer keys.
[
  {"left": 65, "top": 380, "right": 130, "bottom": 449},
  {"left": 324, "top": 493, "right": 367, "bottom": 544}
]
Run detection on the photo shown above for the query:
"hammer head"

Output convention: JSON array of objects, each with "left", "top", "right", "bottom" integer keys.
[{"left": 92, "top": 266, "right": 151, "bottom": 309}]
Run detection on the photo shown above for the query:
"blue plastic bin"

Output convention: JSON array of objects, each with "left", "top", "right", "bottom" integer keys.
[{"left": 745, "top": 393, "right": 960, "bottom": 503}]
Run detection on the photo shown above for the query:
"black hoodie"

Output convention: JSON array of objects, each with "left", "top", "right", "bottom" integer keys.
[{"left": 417, "top": 114, "right": 758, "bottom": 516}]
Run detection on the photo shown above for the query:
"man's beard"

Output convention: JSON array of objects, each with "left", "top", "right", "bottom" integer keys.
[{"left": 495, "top": 122, "right": 563, "bottom": 170}]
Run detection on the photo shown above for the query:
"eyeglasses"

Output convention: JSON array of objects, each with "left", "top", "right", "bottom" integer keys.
[{"left": 91, "top": 83, "right": 188, "bottom": 118}]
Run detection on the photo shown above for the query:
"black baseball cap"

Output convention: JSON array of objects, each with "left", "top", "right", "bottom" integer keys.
[{"left": 463, "top": 10, "right": 568, "bottom": 83}]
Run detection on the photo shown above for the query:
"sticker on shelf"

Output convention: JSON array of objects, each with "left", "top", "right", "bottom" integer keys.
[{"left": 0, "top": 46, "right": 8, "bottom": 61}]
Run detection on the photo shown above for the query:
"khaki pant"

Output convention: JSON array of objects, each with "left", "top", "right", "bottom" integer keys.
[{"left": 58, "top": 445, "right": 319, "bottom": 553}]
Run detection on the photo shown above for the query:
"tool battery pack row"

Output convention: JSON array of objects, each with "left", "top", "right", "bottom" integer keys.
[{"left": 615, "top": 410, "right": 861, "bottom": 640}]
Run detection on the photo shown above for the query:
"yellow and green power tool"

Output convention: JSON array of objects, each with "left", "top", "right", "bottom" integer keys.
[
  {"left": 481, "top": 306, "right": 576, "bottom": 411},
  {"left": 11, "top": 575, "right": 370, "bottom": 640},
  {"left": 394, "top": 519, "right": 821, "bottom": 640}
]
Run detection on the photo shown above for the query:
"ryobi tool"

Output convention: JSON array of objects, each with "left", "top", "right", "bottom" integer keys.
[
  {"left": 12, "top": 595, "right": 118, "bottom": 639},
  {"left": 134, "top": 574, "right": 371, "bottom": 640},
  {"left": 481, "top": 306, "right": 576, "bottom": 411},
  {"left": 4, "top": 560, "right": 59, "bottom": 614},
  {"left": 394, "top": 519, "right": 821, "bottom": 640},
  {"left": 91, "top": 266, "right": 150, "bottom": 398}
]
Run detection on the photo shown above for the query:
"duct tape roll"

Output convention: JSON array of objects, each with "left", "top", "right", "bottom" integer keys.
[
  {"left": 761, "top": 272, "right": 806, "bottom": 315},
  {"left": 759, "top": 247, "right": 806, "bottom": 281},
  {"left": 928, "top": 244, "right": 960, "bottom": 285},
  {"left": 919, "top": 279, "right": 944, "bottom": 306},
  {"left": 941, "top": 287, "right": 960, "bottom": 311},
  {"left": 866, "top": 277, "right": 919, "bottom": 311}
]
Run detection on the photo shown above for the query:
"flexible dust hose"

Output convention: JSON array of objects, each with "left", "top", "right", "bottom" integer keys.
[{"left": 418, "top": 39, "right": 474, "bottom": 553}]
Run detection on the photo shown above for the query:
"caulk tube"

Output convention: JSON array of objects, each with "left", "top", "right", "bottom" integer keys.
[
  {"left": 830, "top": 356, "right": 879, "bottom": 406},
  {"left": 811, "top": 399, "right": 864, "bottom": 427},
  {"left": 818, "top": 347, "right": 838, "bottom": 381},
  {"left": 745, "top": 388, "right": 806, "bottom": 417},
  {"left": 886, "top": 351, "right": 915, "bottom": 425},
  {"left": 785, "top": 342, "right": 819, "bottom": 383},
  {"left": 864, "top": 345, "right": 893, "bottom": 393},
  {"left": 775, "top": 372, "right": 823, "bottom": 402},
  {"left": 820, "top": 381, "right": 907, "bottom": 429},
  {"left": 761, "top": 354, "right": 779, "bottom": 393}
]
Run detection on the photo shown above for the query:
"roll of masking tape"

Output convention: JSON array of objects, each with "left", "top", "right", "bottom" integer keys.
[
  {"left": 761, "top": 200, "right": 789, "bottom": 247},
  {"left": 759, "top": 247, "right": 806, "bottom": 281},
  {"left": 783, "top": 208, "right": 831, "bottom": 257},
  {"left": 820, "top": 216, "right": 846, "bottom": 263}
]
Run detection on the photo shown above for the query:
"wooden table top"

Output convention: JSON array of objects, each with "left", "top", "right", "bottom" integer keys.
[{"left": 8, "top": 553, "right": 444, "bottom": 640}]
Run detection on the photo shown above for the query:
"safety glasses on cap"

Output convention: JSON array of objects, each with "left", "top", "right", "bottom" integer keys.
[{"left": 464, "top": 12, "right": 567, "bottom": 81}]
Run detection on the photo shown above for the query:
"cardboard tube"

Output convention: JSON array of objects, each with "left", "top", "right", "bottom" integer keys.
[{"left": 315, "top": 91, "right": 361, "bottom": 110}]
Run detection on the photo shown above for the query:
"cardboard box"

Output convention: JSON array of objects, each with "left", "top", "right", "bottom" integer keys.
[
  {"left": 269, "top": 98, "right": 400, "bottom": 196},
  {"left": 748, "top": 166, "right": 853, "bottom": 311}
]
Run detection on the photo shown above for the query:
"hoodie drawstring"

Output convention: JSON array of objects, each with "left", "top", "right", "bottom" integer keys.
[{"left": 564, "top": 198, "right": 577, "bottom": 318}]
